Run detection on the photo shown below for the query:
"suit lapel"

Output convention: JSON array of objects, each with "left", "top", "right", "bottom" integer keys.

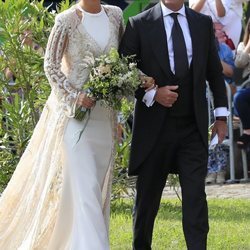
[{"left": 147, "top": 3, "right": 174, "bottom": 79}]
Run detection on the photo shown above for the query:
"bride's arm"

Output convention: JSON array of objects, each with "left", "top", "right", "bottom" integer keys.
[{"left": 44, "top": 14, "right": 80, "bottom": 117}]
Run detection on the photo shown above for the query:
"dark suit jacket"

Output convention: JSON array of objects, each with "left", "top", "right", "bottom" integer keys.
[{"left": 119, "top": 3, "right": 228, "bottom": 176}]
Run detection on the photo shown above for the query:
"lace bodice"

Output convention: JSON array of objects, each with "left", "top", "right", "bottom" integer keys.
[{"left": 44, "top": 4, "right": 124, "bottom": 117}]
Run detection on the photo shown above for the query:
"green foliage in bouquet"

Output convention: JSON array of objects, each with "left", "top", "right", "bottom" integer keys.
[{"left": 75, "top": 48, "right": 140, "bottom": 121}]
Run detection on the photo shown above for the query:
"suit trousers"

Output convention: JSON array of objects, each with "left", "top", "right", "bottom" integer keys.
[{"left": 133, "top": 116, "right": 209, "bottom": 250}]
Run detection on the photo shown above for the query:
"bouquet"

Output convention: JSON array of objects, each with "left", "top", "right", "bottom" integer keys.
[{"left": 75, "top": 48, "right": 140, "bottom": 121}]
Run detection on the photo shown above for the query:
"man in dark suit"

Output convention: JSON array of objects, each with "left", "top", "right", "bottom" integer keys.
[{"left": 119, "top": 0, "right": 228, "bottom": 249}]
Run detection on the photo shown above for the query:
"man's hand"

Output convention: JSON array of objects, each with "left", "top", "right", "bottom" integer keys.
[
  {"left": 154, "top": 85, "right": 178, "bottom": 107},
  {"left": 211, "top": 120, "right": 228, "bottom": 144}
]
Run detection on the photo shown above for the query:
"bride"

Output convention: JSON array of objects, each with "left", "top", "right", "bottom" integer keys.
[{"left": 0, "top": 0, "right": 124, "bottom": 249}]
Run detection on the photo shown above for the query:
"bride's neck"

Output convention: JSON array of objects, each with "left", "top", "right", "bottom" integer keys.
[{"left": 78, "top": 0, "right": 101, "bottom": 13}]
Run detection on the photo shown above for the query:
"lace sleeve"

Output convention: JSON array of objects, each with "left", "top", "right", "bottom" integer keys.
[
  {"left": 44, "top": 14, "right": 80, "bottom": 117},
  {"left": 107, "top": 6, "right": 125, "bottom": 43}
]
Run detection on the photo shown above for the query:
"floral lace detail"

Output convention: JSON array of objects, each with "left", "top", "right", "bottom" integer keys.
[
  {"left": 0, "top": 105, "right": 68, "bottom": 250},
  {"left": 44, "top": 11, "right": 80, "bottom": 117},
  {"left": 103, "top": 5, "right": 125, "bottom": 43}
]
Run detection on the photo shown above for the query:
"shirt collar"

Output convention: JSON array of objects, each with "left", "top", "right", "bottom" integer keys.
[{"left": 160, "top": 1, "right": 186, "bottom": 17}]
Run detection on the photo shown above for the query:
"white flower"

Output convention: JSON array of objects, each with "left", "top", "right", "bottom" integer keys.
[
  {"left": 96, "top": 65, "right": 111, "bottom": 76},
  {"left": 129, "top": 62, "right": 136, "bottom": 69}
]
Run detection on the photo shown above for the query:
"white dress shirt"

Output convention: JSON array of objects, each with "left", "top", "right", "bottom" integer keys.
[
  {"left": 143, "top": 2, "right": 228, "bottom": 117},
  {"left": 161, "top": 3, "right": 192, "bottom": 73}
]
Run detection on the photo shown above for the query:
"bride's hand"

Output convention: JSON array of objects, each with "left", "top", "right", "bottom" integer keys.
[
  {"left": 77, "top": 93, "right": 96, "bottom": 109},
  {"left": 140, "top": 76, "right": 156, "bottom": 92}
]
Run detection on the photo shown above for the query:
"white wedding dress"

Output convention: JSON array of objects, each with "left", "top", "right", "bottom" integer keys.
[{"left": 0, "top": 4, "right": 124, "bottom": 250}]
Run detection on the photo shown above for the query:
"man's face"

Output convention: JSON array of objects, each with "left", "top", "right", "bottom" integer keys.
[{"left": 161, "top": 0, "right": 185, "bottom": 11}]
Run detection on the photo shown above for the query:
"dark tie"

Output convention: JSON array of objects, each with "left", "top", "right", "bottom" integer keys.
[{"left": 170, "top": 13, "right": 189, "bottom": 79}]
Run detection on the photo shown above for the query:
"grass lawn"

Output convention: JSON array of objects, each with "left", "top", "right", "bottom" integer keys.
[{"left": 110, "top": 198, "right": 250, "bottom": 250}]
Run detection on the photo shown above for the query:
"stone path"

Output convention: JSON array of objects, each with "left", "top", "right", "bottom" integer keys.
[{"left": 162, "top": 183, "right": 250, "bottom": 199}]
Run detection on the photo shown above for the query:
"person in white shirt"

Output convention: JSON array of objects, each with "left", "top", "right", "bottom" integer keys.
[{"left": 190, "top": 0, "right": 248, "bottom": 49}]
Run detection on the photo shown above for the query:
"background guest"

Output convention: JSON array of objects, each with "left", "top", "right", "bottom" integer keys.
[
  {"left": 206, "top": 38, "right": 235, "bottom": 184},
  {"left": 234, "top": 19, "right": 250, "bottom": 149},
  {"left": 190, "top": 0, "right": 247, "bottom": 49}
]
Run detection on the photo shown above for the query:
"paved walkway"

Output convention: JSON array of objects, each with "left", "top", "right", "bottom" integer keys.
[{"left": 162, "top": 183, "right": 250, "bottom": 199}]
